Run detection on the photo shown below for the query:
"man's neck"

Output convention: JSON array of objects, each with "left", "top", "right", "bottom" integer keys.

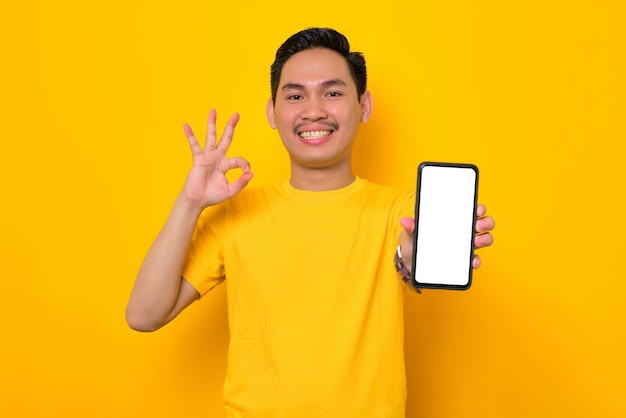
[{"left": 289, "top": 163, "right": 356, "bottom": 191}]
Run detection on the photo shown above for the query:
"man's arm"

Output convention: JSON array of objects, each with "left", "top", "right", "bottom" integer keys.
[
  {"left": 125, "top": 110, "right": 253, "bottom": 332},
  {"left": 125, "top": 197, "right": 204, "bottom": 332}
]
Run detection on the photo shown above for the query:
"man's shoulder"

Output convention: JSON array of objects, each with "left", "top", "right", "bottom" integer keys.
[
  {"left": 230, "top": 182, "right": 283, "bottom": 200},
  {"left": 224, "top": 183, "right": 286, "bottom": 211},
  {"left": 357, "top": 178, "right": 415, "bottom": 202}
]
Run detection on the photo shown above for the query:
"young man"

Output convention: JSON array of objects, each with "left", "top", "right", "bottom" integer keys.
[{"left": 126, "top": 28, "right": 495, "bottom": 417}]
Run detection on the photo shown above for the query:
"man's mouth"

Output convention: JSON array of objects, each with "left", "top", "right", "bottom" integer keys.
[{"left": 298, "top": 130, "right": 333, "bottom": 140}]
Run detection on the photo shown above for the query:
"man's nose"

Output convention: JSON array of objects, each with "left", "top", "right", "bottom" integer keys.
[{"left": 301, "top": 97, "right": 328, "bottom": 120}]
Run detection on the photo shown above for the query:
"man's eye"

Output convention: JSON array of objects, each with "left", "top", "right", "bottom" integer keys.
[
  {"left": 327, "top": 91, "right": 342, "bottom": 97},
  {"left": 287, "top": 94, "right": 302, "bottom": 100}
]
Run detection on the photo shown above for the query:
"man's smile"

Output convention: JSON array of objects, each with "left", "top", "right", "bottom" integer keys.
[
  {"left": 299, "top": 130, "right": 333, "bottom": 139},
  {"left": 294, "top": 121, "right": 338, "bottom": 144},
  {"left": 297, "top": 130, "right": 334, "bottom": 144}
]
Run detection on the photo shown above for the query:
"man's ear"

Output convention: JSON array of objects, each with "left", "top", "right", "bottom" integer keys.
[
  {"left": 360, "top": 91, "right": 373, "bottom": 123},
  {"left": 266, "top": 98, "right": 276, "bottom": 129}
]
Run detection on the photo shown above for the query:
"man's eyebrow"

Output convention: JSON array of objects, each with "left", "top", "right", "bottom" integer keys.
[
  {"left": 281, "top": 79, "right": 349, "bottom": 91},
  {"left": 320, "top": 79, "right": 348, "bottom": 89},
  {"left": 281, "top": 83, "right": 305, "bottom": 91}
]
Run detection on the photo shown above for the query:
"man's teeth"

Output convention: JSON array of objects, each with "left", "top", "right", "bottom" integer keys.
[{"left": 299, "top": 130, "right": 332, "bottom": 139}]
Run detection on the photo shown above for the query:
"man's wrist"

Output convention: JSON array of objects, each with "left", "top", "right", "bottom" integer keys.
[
  {"left": 175, "top": 194, "right": 208, "bottom": 216},
  {"left": 395, "top": 245, "right": 421, "bottom": 294}
]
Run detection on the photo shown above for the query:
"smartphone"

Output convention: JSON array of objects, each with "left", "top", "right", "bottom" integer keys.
[{"left": 410, "top": 162, "right": 479, "bottom": 290}]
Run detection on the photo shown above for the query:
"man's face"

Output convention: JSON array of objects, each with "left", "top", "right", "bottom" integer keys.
[{"left": 267, "top": 48, "right": 372, "bottom": 172}]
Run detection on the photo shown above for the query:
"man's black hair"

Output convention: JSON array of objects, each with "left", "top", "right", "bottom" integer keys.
[{"left": 270, "top": 28, "right": 367, "bottom": 104}]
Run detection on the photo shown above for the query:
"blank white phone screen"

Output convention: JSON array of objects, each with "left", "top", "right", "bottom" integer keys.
[{"left": 414, "top": 165, "right": 477, "bottom": 287}]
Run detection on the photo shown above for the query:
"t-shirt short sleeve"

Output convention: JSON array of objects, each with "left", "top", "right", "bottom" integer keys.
[{"left": 181, "top": 204, "right": 227, "bottom": 296}]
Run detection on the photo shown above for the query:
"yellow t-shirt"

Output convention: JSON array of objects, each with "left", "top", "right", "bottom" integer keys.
[{"left": 183, "top": 178, "right": 415, "bottom": 418}]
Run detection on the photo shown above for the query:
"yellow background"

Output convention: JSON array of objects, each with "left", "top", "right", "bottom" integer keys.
[{"left": 1, "top": 0, "right": 624, "bottom": 417}]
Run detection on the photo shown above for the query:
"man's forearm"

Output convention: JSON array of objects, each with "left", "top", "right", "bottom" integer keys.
[{"left": 125, "top": 195, "right": 205, "bottom": 331}]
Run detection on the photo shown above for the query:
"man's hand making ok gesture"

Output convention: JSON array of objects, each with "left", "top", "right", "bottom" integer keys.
[{"left": 181, "top": 109, "right": 253, "bottom": 208}]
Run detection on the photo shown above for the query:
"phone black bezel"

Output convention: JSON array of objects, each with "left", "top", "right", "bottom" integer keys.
[{"left": 410, "top": 162, "right": 479, "bottom": 291}]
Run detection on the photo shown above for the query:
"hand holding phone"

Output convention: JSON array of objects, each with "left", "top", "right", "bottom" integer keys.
[{"left": 411, "top": 162, "right": 479, "bottom": 290}]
